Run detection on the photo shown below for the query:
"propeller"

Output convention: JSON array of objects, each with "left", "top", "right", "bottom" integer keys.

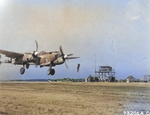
[
  {"left": 32, "top": 40, "right": 39, "bottom": 58},
  {"left": 59, "top": 46, "right": 64, "bottom": 56},
  {"left": 35, "top": 40, "right": 38, "bottom": 52},
  {"left": 59, "top": 46, "right": 79, "bottom": 69},
  {"left": 35, "top": 57, "right": 41, "bottom": 67},
  {"left": 65, "top": 62, "right": 69, "bottom": 69},
  {"left": 60, "top": 46, "right": 65, "bottom": 61},
  {"left": 67, "top": 53, "right": 73, "bottom": 56},
  {"left": 66, "top": 57, "right": 79, "bottom": 59}
]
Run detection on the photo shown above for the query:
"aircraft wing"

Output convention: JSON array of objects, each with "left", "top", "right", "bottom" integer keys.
[{"left": 0, "top": 49, "right": 24, "bottom": 58}]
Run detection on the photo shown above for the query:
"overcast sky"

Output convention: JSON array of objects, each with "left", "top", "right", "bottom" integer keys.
[{"left": 0, "top": 0, "right": 149, "bottom": 80}]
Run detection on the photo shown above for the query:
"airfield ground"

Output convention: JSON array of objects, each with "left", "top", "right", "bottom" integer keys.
[{"left": 0, "top": 82, "right": 150, "bottom": 115}]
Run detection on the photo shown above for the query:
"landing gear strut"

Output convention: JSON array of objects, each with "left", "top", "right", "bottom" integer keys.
[
  {"left": 47, "top": 68, "right": 51, "bottom": 75},
  {"left": 47, "top": 68, "right": 55, "bottom": 75}
]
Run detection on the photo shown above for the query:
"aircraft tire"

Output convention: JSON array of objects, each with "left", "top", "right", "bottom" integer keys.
[
  {"left": 26, "top": 64, "right": 30, "bottom": 69},
  {"left": 20, "top": 67, "right": 25, "bottom": 75},
  {"left": 50, "top": 69, "right": 55, "bottom": 75}
]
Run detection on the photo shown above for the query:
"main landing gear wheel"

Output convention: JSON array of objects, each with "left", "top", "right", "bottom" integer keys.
[
  {"left": 20, "top": 67, "right": 25, "bottom": 75},
  {"left": 47, "top": 69, "right": 55, "bottom": 75},
  {"left": 50, "top": 69, "right": 55, "bottom": 75}
]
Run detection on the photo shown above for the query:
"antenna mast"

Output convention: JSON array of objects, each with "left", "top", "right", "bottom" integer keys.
[{"left": 95, "top": 53, "right": 96, "bottom": 77}]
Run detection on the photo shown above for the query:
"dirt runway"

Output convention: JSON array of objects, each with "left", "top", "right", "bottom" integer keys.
[{"left": 0, "top": 82, "right": 150, "bottom": 115}]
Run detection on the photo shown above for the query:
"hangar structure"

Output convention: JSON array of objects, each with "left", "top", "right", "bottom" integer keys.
[{"left": 95, "top": 66, "right": 115, "bottom": 82}]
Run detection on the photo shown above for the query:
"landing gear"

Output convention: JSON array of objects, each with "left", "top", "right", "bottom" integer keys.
[
  {"left": 47, "top": 68, "right": 55, "bottom": 75},
  {"left": 26, "top": 64, "right": 30, "bottom": 69},
  {"left": 20, "top": 67, "right": 25, "bottom": 75},
  {"left": 20, "top": 64, "right": 29, "bottom": 75},
  {"left": 51, "top": 69, "right": 55, "bottom": 75},
  {"left": 47, "top": 69, "right": 51, "bottom": 75}
]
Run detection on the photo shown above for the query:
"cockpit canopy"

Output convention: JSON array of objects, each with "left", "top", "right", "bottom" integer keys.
[{"left": 38, "top": 51, "right": 48, "bottom": 55}]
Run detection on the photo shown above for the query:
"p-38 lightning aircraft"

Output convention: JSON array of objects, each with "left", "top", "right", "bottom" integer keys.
[{"left": 0, "top": 41, "right": 79, "bottom": 75}]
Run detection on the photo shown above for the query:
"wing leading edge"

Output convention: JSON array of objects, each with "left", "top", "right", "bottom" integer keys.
[{"left": 0, "top": 49, "right": 24, "bottom": 58}]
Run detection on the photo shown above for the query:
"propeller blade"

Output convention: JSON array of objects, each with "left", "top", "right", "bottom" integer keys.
[
  {"left": 65, "top": 62, "right": 69, "bottom": 69},
  {"left": 67, "top": 53, "right": 73, "bottom": 56},
  {"left": 60, "top": 46, "right": 66, "bottom": 61},
  {"left": 35, "top": 57, "right": 41, "bottom": 65},
  {"left": 35, "top": 40, "right": 38, "bottom": 52},
  {"left": 66, "top": 57, "right": 79, "bottom": 59},
  {"left": 32, "top": 40, "right": 38, "bottom": 58},
  {"left": 59, "top": 46, "right": 64, "bottom": 55}
]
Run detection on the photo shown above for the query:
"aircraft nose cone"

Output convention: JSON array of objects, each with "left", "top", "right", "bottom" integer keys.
[
  {"left": 34, "top": 52, "right": 38, "bottom": 55},
  {"left": 64, "top": 55, "right": 67, "bottom": 59}
]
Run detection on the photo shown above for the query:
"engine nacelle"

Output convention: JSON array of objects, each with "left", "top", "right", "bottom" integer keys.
[
  {"left": 53, "top": 57, "right": 64, "bottom": 65},
  {"left": 22, "top": 52, "right": 38, "bottom": 62},
  {"left": 22, "top": 54, "right": 34, "bottom": 62},
  {"left": 5, "top": 58, "right": 12, "bottom": 63}
]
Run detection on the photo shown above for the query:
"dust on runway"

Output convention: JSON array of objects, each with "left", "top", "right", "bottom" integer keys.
[{"left": 0, "top": 82, "right": 150, "bottom": 115}]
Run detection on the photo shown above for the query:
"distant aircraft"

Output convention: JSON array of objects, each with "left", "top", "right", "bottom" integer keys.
[{"left": 0, "top": 41, "right": 79, "bottom": 75}]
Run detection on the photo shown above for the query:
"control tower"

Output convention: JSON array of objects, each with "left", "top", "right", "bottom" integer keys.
[{"left": 95, "top": 66, "right": 115, "bottom": 81}]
